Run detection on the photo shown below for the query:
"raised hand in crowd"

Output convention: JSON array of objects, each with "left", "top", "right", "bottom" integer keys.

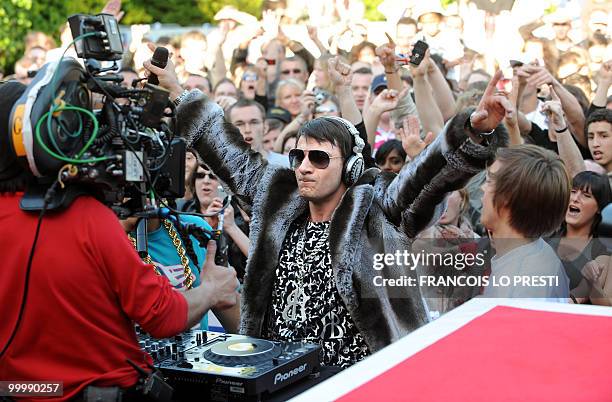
[
  {"left": 593, "top": 60, "right": 612, "bottom": 108},
  {"left": 327, "top": 56, "right": 362, "bottom": 125},
  {"left": 376, "top": 37, "right": 397, "bottom": 73},
  {"left": 546, "top": 85, "right": 587, "bottom": 178},
  {"left": 397, "top": 114, "right": 434, "bottom": 160},
  {"left": 129, "top": 24, "right": 151, "bottom": 53},
  {"left": 327, "top": 56, "right": 352, "bottom": 87},
  {"left": 469, "top": 70, "right": 515, "bottom": 137},
  {"left": 299, "top": 90, "right": 316, "bottom": 121},
  {"left": 541, "top": 87, "right": 567, "bottom": 139},
  {"left": 504, "top": 74, "right": 524, "bottom": 145},
  {"left": 520, "top": 63, "right": 587, "bottom": 146},
  {"left": 215, "top": 96, "right": 238, "bottom": 113},
  {"left": 101, "top": 0, "right": 125, "bottom": 22}
]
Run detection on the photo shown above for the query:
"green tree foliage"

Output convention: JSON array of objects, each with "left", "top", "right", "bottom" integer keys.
[
  {"left": 363, "top": 0, "right": 385, "bottom": 21},
  {"left": 0, "top": 0, "right": 35, "bottom": 75},
  {"left": 0, "top": 0, "right": 264, "bottom": 75}
]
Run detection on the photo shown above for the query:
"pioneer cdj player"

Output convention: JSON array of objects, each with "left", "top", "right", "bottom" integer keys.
[{"left": 136, "top": 327, "right": 321, "bottom": 401}]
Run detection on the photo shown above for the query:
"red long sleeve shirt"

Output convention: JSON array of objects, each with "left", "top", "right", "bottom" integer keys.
[{"left": 0, "top": 194, "right": 187, "bottom": 401}]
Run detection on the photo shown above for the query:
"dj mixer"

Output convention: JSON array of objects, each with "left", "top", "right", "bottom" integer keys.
[{"left": 136, "top": 327, "right": 321, "bottom": 401}]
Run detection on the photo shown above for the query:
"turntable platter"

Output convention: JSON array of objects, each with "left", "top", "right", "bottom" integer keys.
[{"left": 203, "top": 338, "right": 282, "bottom": 366}]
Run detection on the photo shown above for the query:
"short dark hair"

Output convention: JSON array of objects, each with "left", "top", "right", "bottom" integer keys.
[
  {"left": 227, "top": 98, "right": 265, "bottom": 122},
  {"left": 280, "top": 56, "right": 307, "bottom": 72},
  {"left": 586, "top": 108, "right": 612, "bottom": 132},
  {"left": 296, "top": 118, "right": 354, "bottom": 160},
  {"left": 353, "top": 67, "right": 373, "bottom": 76},
  {"left": 492, "top": 145, "right": 570, "bottom": 237},
  {"left": 266, "top": 118, "right": 285, "bottom": 133},
  {"left": 375, "top": 140, "right": 406, "bottom": 166}
]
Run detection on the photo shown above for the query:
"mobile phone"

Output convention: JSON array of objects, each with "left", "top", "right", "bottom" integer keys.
[{"left": 409, "top": 40, "right": 429, "bottom": 66}]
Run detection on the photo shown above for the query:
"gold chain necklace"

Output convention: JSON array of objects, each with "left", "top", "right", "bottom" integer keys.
[{"left": 127, "top": 219, "right": 194, "bottom": 289}]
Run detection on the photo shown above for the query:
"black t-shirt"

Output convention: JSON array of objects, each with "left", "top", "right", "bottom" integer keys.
[
  {"left": 265, "top": 216, "right": 370, "bottom": 367},
  {"left": 526, "top": 122, "right": 592, "bottom": 160}
]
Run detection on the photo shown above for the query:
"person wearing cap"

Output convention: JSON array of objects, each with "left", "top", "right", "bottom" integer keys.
[
  {"left": 0, "top": 80, "right": 239, "bottom": 400},
  {"left": 264, "top": 106, "right": 292, "bottom": 151}
]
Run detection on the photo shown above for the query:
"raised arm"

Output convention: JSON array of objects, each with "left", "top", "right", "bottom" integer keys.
[
  {"left": 526, "top": 65, "right": 587, "bottom": 147},
  {"left": 543, "top": 86, "right": 586, "bottom": 178},
  {"left": 592, "top": 61, "right": 612, "bottom": 111},
  {"left": 381, "top": 72, "right": 512, "bottom": 236},
  {"left": 410, "top": 49, "right": 444, "bottom": 136},
  {"left": 144, "top": 56, "right": 281, "bottom": 210}
]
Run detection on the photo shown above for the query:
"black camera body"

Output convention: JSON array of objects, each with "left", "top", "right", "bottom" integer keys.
[{"left": 8, "top": 14, "right": 184, "bottom": 217}]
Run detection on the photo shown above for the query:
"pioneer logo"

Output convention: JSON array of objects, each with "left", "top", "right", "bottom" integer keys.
[{"left": 274, "top": 363, "right": 307, "bottom": 385}]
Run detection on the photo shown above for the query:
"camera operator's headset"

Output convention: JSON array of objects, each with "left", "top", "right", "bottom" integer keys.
[
  {"left": 320, "top": 116, "right": 365, "bottom": 186},
  {"left": 9, "top": 58, "right": 88, "bottom": 178}
]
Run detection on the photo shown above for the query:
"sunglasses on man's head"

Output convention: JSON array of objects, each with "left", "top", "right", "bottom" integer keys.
[
  {"left": 195, "top": 171, "right": 217, "bottom": 180},
  {"left": 288, "top": 149, "right": 342, "bottom": 170},
  {"left": 281, "top": 69, "right": 303, "bottom": 75}
]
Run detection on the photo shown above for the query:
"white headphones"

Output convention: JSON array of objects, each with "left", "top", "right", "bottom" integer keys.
[{"left": 322, "top": 116, "right": 365, "bottom": 186}]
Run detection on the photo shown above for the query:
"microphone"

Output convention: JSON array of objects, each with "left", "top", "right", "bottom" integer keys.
[{"left": 148, "top": 47, "right": 169, "bottom": 85}]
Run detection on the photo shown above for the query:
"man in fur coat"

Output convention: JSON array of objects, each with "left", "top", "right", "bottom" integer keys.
[{"left": 148, "top": 59, "right": 512, "bottom": 367}]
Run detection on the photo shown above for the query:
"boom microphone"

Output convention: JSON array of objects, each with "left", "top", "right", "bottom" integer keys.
[{"left": 148, "top": 47, "right": 169, "bottom": 85}]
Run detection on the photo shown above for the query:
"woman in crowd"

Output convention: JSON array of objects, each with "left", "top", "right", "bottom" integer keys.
[
  {"left": 374, "top": 139, "right": 407, "bottom": 174},
  {"left": 187, "top": 163, "right": 250, "bottom": 281},
  {"left": 548, "top": 171, "right": 611, "bottom": 295},
  {"left": 275, "top": 78, "right": 304, "bottom": 118}
]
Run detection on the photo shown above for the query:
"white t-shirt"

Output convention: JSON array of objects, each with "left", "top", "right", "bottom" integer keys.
[{"left": 482, "top": 238, "right": 570, "bottom": 302}]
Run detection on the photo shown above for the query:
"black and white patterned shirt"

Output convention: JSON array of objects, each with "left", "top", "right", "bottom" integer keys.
[{"left": 265, "top": 216, "right": 370, "bottom": 367}]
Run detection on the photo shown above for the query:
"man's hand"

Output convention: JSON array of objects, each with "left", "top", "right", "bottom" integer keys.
[
  {"left": 397, "top": 115, "right": 434, "bottom": 159},
  {"left": 541, "top": 86, "right": 566, "bottom": 129},
  {"left": 470, "top": 70, "right": 515, "bottom": 133},
  {"left": 307, "top": 26, "right": 318, "bottom": 42},
  {"left": 215, "top": 96, "right": 238, "bottom": 112},
  {"left": 143, "top": 42, "right": 183, "bottom": 100},
  {"left": 369, "top": 88, "right": 405, "bottom": 116},
  {"left": 598, "top": 60, "right": 612, "bottom": 86},
  {"left": 200, "top": 241, "right": 239, "bottom": 309},
  {"left": 409, "top": 48, "right": 431, "bottom": 78},
  {"left": 582, "top": 260, "right": 604, "bottom": 284},
  {"left": 101, "top": 0, "right": 125, "bottom": 22},
  {"left": 376, "top": 40, "right": 397, "bottom": 72},
  {"left": 300, "top": 90, "right": 316, "bottom": 119},
  {"left": 525, "top": 65, "right": 556, "bottom": 88},
  {"left": 328, "top": 56, "right": 352, "bottom": 88}
]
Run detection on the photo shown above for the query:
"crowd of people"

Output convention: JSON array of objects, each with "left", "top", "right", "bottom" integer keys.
[{"left": 1, "top": 0, "right": 612, "bottom": 400}]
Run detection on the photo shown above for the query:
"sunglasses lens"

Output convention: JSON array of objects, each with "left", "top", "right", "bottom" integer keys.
[
  {"left": 309, "top": 150, "right": 331, "bottom": 169},
  {"left": 289, "top": 149, "right": 305, "bottom": 169}
]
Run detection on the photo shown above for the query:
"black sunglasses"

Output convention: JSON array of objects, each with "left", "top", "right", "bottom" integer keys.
[
  {"left": 195, "top": 171, "right": 217, "bottom": 180},
  {"left": 281, "top": 69, "right": 303, "bottom": 75},
  {"left": 288, "top": 149, "right": 342, "bottom": 170}
]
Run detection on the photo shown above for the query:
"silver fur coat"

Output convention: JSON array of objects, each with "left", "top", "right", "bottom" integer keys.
[{"left": 176, "top": 93, "right": 508, "bottom": 353}]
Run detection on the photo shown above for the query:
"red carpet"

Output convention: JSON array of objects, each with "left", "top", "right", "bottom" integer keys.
[{"left": 338, "top": 306, "right": 612, "bottom": 402}]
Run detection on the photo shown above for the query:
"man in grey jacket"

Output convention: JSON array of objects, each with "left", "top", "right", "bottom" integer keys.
[{"left": 148, "top": 58, "right": 512, "bottom": 366}]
